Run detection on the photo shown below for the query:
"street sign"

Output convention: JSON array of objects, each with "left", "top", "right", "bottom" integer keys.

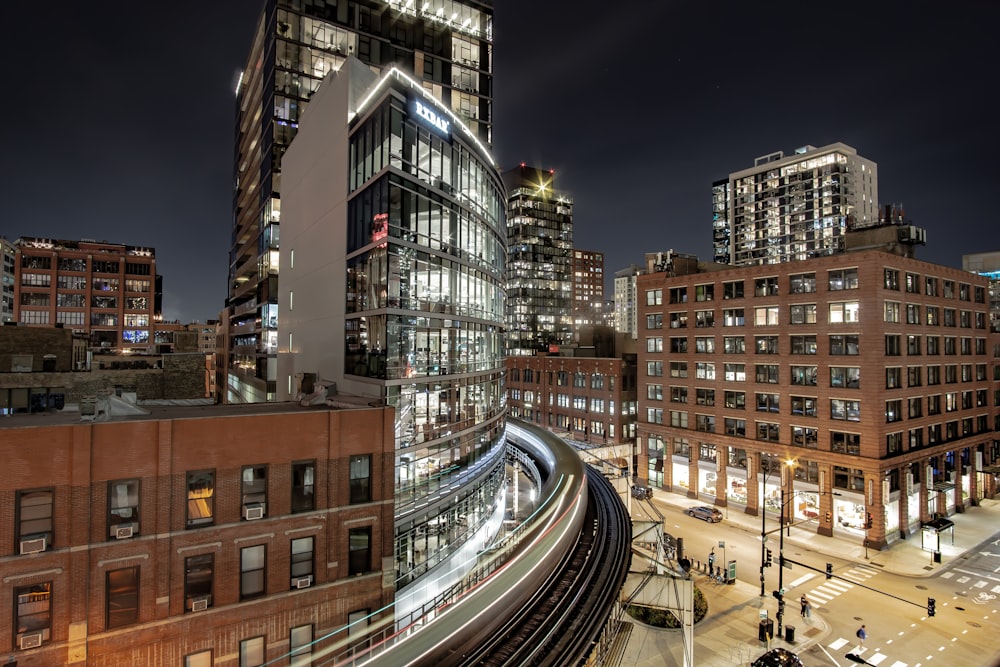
[{"left": 718, "top": 541, "right": 725, "bottom": 548}]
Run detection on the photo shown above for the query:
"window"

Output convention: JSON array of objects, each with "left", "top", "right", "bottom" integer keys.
[
  {"left": 828, "top": 301, "right": 860, "bottom": 323},
  {"left": 790, "top": 365, "right": 817, "bottom": 386},
  {"left": 649, "top": 384, "right": 665, "bottom": 401},
  {"left": 184, "top": 553, "right": 213, "bottom": 611},
  {"left": 349, "top": 527, "right": 372, "bottom": 575},
  {"left": 755, "top": 364, "right": 779, "bottom": 384},
  {"left": 647, "top": 408, "right": 663, "bottom": 424},
  {"left": 828, "top": 268, "right": 859, "bottom": 290},
  {"left": 961, "top": 337, "right": 973, "bottom": 355},
  {"left": 695, "top": 284, "right": 714, "bottom": 301},
  {"left": 754, "top": 306, "right": 779, "bottom": 326},
  {"left": 694, "top": 310, "right": 715, "bottom": 327},
  {"left": 976, "top": 311, "right": 987, "bottom": 329},
  {"left": 908, "top": 396, "right": 922, "bottom": 419},
  {"left": 755, "top": 277, "right": 779, "bottom": 296},
  {"left": 648, "top": 361, "right": 664, "bottom": 377},
  {"left": 241, "top": 545, "right": 266, "bottom": 600},
  {"left": 791, "top": 396, "right": 818, "bottom": 417},
  {"left": 927, "top": 394, "right": 941, "bottom": 415},
  {"left": 960, "top": 310, "right": 972, "bottom": 328},
  {"left": 905, "top": 303, "right": 920, "bottom": 324},
  {"left": 831, "top": 399, "right": 861, "bottom": 421},
  {"left": 789, "top": 272, "right": 816, "bottom": 294},
  {"left": 884, "top": 269, "right": 899, "bottom": 290},
  {"left": 723, "top": 308, "right": 745, "bottom": 326},
  {"left": 695, "top": 336, "right": 715, "bottom": 353},
  {"left": 885, "top": 367, "right": 902, "bottom": 389},
  {"left": 789, "top": 304, "right": 817, "bottom": 324},
  {"left": 106, "top": 567, "right": 139, "bottom": 629},
  {"left": 291, "top": 537, "right": 315, "bottom": 588},
  {"left": 831, "top": 432, "right": 861, "bottom": 455},
  {"left": 290, "top": 624, "right": 313, "bottom": 667},
  {"left": 242, "top": 465, "right": 267, "bottom": 520},
  {"left": 907, "top": 366, "right": 922, "bottom": 387},
  {"left": 645, "top": 289, "right": 662, "bottom": 306},
  {"left": 590, "top": 374, "right": 604, "bottom": 389},
  {"left": 724, "top": 363, "right": 746, "bottom": 382},
  {"left": 15, "top": 582, "right": 51, "bottom": 648},
  {"left": 670, "top": 411, "right": 688, "bottom": 428},
  {"left": 18, "top": 489, "right": 53, "bottom": 551},
  {"left": 885, "top": 335, "right": 901, "bottom": 356},
  {"left": 790, "top": 335, "right": 817, "bottom": 355},
  {"left": 756, "top": 393, "right": 780, "bottom": 413},
  {"left": 724, "top": 391, "right": 745, "bottom": 409},
  {"left": 669, "top": 313, "right": 687, "bottom": 329},
  {"left": 756, "top": 422, "right": 780, "bottom": 442},
  {"left": 696, "top": 362, "right": 715, "bottom": 380},
  {"left": 927, "top": 335, "right": 940, "bottom": 355},
  {"left": 887, "top": 431, "right": 904, "bottom": 455},
  {"left": 669, "top": 287, "right": 687, "bottom": 304},
  {"left": 927, "top": 365, "right": 941, "bottom": 385},
  {"left": 755, "top": 336, "right": 779, "bottom": 354},
  {"left": 975, "top": 285, "right": 986, "bottom": 303},
  {"left": 926, "top": 307, "right": 940, "bottom": 326},
  {"left": 905, "top": 272, "right": 920, "bottom": 293},
  {"left": 723, "top": 280, "right": 744, "bottom": 299},
  {"left": 350, "top": 455, "right": 371, "bottom": 504},
  {"left": 724, "top": 418, "right": 746, "bottom": 437},
  {"left": 724, "top": 336, "right": 745, "bottom": 353},
  {"left": 907, "top": 335, "right": 921, "bottom": 355},
  {"left": 646, "top": 313, "right": 662, "bottom": 329},
  {"left": 944, "top": 308, "right": 956, "bottom": 327},
  {"left": 292, "top": 461, "right": 315, "bottom": 513},
  {"left": 669, "top": 361, "right": 687, "bottom": 378},
  {"left": 186, "top": 471, "right": 214, "bottom": 528},
  {"left": 886, "top": 399, "right": 903, "bottom": 422},
  {"left": 925, "top": 276, "right": 938, "bottom": 296},
  {"left": 884, "top": 301, "right": 900, "bottom": 323},
  {"left": 241, "top": 636, "right": 266, "bottom": 667},
  {"left": 669, "top": 337, "right": 687, "bottom": 353},
  {"left": 695, "top": 414, "right": 715, "bottom": 433},
  {"left": 695, "top": 388, "right": 714, "bottom": 406},
  {"left": 830, "top": 334, "right": 859, "bottom": 355},
  {"left": 831, "top": 367, "right": 860, "bottom": 389},
  {"left": 833, "top": 466, "right": 865, "bottom": 492},
  {"left": 944, "top": 336, "right": 957, "bottom": 355},
  {"left": 791, "top": 425, "right": 818, "bottom": 448},
  {"left": 108, "top": 479, "right": 139, "bottom": 539},
  {"left": 960, "top": 283, "right": 971, "bottom": 301}
]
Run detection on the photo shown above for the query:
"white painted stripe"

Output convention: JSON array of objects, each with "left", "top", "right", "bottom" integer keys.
[
  {"left": 940, "top": 571, "right": 955, "bottom": 579},
  {"left": 973, "top": 580, "right": 988, "bottom": 588},
  {"left": 828, "top": 637, "right": 849, "bottom": 649},
  {"left": 787, "top": 573, "right": 817, "bottom": 588},
  {"left": 824, "top": 580, "right": 854, "bottom": 592},
  {"left": 991, "top": 584, "right": 1000, "bottom": 594},
  {"left": 888, "top": 661, "right": 908, "bottom": 667},
  {"left": 868, "top": 653, "right": 888, "bottom": 665},
  {"left": 808, "top": 591, "right": 833, "bottom": 602},
  {"left": 957, "top": 575, "right": 971, "bottom": 583}
]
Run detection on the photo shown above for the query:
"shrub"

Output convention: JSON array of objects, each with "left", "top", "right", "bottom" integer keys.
[{"left": 626, "top": 586, "right": 707, "bottom": 628}]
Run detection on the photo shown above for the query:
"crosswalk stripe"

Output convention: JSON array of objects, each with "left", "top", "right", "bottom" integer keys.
[
  {"left": 957, "top": 575, "right": 971, "bottom": 583},
  {"left": 824, "top": 580, "right": 853, "bottom": 592},
  {"left": 868, "top": 652, "right": 888, "bottom": 665},
  {"left": 828, "top": 637, "right": 849, "bottom": 649},
  {"left": 808, "top": 591, "right": 833, "bottom": 602},
  {"left": 888, "top": 661, "right": 908, "bottom": 667},
  {"left": 940, "top": 571, "right": 955, "bottom": 579},
  {"left": 991, "top": 584, "right": 1000, "bottom": 594}
]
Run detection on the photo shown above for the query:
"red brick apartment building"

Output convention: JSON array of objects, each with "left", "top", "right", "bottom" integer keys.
[
  {"left": 0, "top": 403, "right": 395, "bottom": 666},
  {"left": 506, "top": 354, "right": 638, "bottom": 446},
  {"left": 636, "top": 248, "right": 1000, "bottom": 549}
]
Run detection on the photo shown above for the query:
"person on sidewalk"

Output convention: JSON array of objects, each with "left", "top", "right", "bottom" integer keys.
[
  {"left": 800, "top": 595, "right": 811, "bottom": 619},
  {"left": 708, "top": 549, "right": 715, "bottom": 571},
  {"left": 856, "top": 624, "right": 867, "bottom": 648}
]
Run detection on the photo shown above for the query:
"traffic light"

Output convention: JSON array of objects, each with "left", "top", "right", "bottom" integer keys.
[
  {"left": 866, "top": 512, "right": 873, "bottom": 529},
  {"left": 825, "top": 562, "right": 833, "bottom": 579},
  {"left": 766, "top": 548, "right": 773, "bottom": 567},
  {"left": 825, "top": 511, "right": 832, "bottom": 523},
  {"left": 927, "top": 597, "right": 936, "bottom": 617}
]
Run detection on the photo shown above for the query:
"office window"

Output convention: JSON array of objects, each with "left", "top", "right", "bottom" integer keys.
[
  {"left": 669, "top": 337, "right": 687, "bottom": 353},
  {"left": 926, "top": 306, "right": 939, "bottom": 326},
  {"left": 695, "top": 414, "right": 715, "bottom": 433},
  {"left": 590, "top": 374, "right": 604, "bottom": 389},
  {"left": 790, "top": 335, "right": 817, "bottom": 355},
  {"left": 976, "top": 311, "right": 987, "bottom": 329},
  {"left": 756, "top": 393, "right": 780, "bottom": 413},
  {"left": 829, "top": 268, "right": 859, "bottom": 290},
  {"left": 724, "top": 336, "right": 745, "bottom": 354},
  {"left": 884, "top": 301, "right": 900, "bottom": 323},
  {"left": 975, "top": 285, "right": 986, "bottom": 303},
  {"left": 242, "top": 465, "right": 267, "bottom": 520},
  {"left": 723, "top": 308, "right": 745, "bottom": 326},
  {"left": 944, "top": 308, "right": 956, "bottom": 327},
  {"left": 649, "top": 384, "right": 665, "bottom": 401},
  {"left": 884, "top": 269, "right": 899, "bottom": 290},
  {"left": 831, "top": 432, "right": 861, "bottom": 455},
  {"left": 669, "top": 312, "right": 687, "bottom": 329},
  {"left": 885, "top": 367, "right": 901, "bottom": 389},
  {"left": 184, "top": 553, "right": 213, "bottom": 611},
  {"left": 907, "top": 366, "right": 922, "bottom": 387},
  {"left": 669, "top": 361, "right": 687, "bottom": 378},
  {"left": 695, "top": 336, "right": 715, "bottom": 353},
  {"left": 961, "top": 337, "right": 973, "bottom": 355},
  {"left": 928, "top": 423, "right": 942, "bottom": 444},
  {"left": 241, "top": 545, "right": 266, "bottom": 600},
  {"left": 108, "top": 479, "right": 139, "bottom": 540},
  {"left": 695, "top": 388, "right": 714, "bottom": 406},
  {"left": 648, "top": 361, "right": 664, "bottom": 377},
  {"left": 573, "top": 372, "right": 587, "bottom": 388},
  {"left": 944, "top": 336, "right": 957, "bottom": 355},
  {"left": 927, "top": 335, "right": 940, "bottom": 355},
  {"left": 646, "top": 313, "right": 663, "bottom": 329},
  {"left": 789, "top": 303, "right": 817, "bottom": 325},
  {"left": 695, "top": 284, "right": 714, "bottom": 301},
  {"left": 831, "top": 399, "right": 861, "bottom": 421},
  {"left": 696, "top": 362, "right": 715, "bottom": 380},
  {"left": 828, "top": 301, "right": 860, "bottom": 323},
  {"left": 669, "top": 386, "right": 686, "bottom": 403},
  {"left": 906, "top": 303, "right": 920, "bottom": 324},
  {"left": 791, "top": 425, "right": 818, "bottom": 448},
  {"left": 789, "top": 272, "right": 816, "bottom": 294},
  {"left": 833, "top": 466, "right": 865, "bottom": 492},
  {"left": 349, "top": 527, "right": 372, "bottom": 575},
  {"left": 292, "top": 461, "right": 315, "bottom": 513},
  {"left": 694, "top": 310, "right": 715, "bottom": 328},
  {"left": 755, "top": 277, "right": 779, "bottom": 296},
  {"left": 645, "top": 289, "right": 662, "bottom": 306},
  {"left": 908, "top": 396, "right": 922, "bottom": 419},
  {"left": 829, "top": 334, "right": 860, "bottom": 355},
  {"left": 960, "top": 310, "right": 971, "bottom": 328},
  {"left": 670, "top": 411, "right": 688, "bottom": 428},
  {"left": 755, "top": 335, "right": 778, "bottom": 354},
  {"left": 723, "top": 280, "right": 744, "bottom": 299},
  {"left": 907, "top": 335, "right": 921, "bottom": 355},
  {"left": 669, "top": 287, "right": 687, "bottom": 304},
  {"left": 349, "top": 455, "right": 372, "bottom": 505},
  {"left": 18, "top": 489, "right": 54, "bottom": 552},
  {"left": 790, "top": 365, "right": 817, "bottom": 386},
  {"left": 724, "top": 418, "right": 746, "bottom": 437},
  {"left": 756, "top": 422, "right": 780, "bottom": 442},
  {"left": 886, "top": 432, "right": 903, "bottom": 455},
  {"left": 927, "top": 365, "right": 941, "bottom": 385},
  {"left": 754, "top": 306, "right": 779, "bottom": 326},
  {"left": 240, "top": 636, "right": 266, "bottom": 667},
  {"left": 724, "top": 390, "right": 745, "bottom": 409},
  {"left": 885, "top": 335, "right": 901, "bottom": 356},
  {"left": 106, "top": 567, "right": 139, "bottom": 629},
  {"left": 646, "top": 408, "right": 663, "bottom": 424},
  {"left": 791, "top": 396, "right": 818, "bottom": 417},
  {"left": 960, "top": 283, "right": 971, "bottom": 301},
  {"left": 290, "top": 624, "right": 313, "bottom": 667},
  {"left": 831, "top": 366, "right": 860, "bottom": 389},
  {"left": 925, "top": 276, "right": 938, "bottom": 296},
  {"left": 15, "top": 582, "right": 51, "bottom": 649},
  {"left": 755, "top": 364, "right": 779, "bottom": 384},
  {"left": 724, "top": 363, "right": 746, "bottom": 382},
  {"left": 187, "top": 471, "right": 215, "bottom": 528},
  {"left": 905, "top": 272, "right": 920, "bottom": 293},
  {"left": 885, "top": 399, "right": 903, "bottom": 422}
]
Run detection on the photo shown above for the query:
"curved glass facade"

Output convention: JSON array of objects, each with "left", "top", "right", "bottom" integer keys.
[{"left": 346, "top": 82, "right": 507, "bottom": 587}]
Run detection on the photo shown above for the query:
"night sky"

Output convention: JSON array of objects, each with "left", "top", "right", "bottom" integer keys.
[{"left": 3, "top": 2, "right": 997, "bottom": 324}]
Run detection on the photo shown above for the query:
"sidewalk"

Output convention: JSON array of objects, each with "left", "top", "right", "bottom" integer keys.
[{"left": 619, "top": 492, "right": 1000, "bottom": 666}]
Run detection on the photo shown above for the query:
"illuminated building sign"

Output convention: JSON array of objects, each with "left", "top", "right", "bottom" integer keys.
[{"left": 409, "top": 97, "right": 451, "bottom": 140}]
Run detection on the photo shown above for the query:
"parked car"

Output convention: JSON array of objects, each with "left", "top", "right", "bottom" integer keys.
[
  {"left": 751, "top": 647, "right": 804, "bottom": 667},
  {"left": 631, "top": 485, "right": 653, "bottom": 500},
  {"left": 685, "top": 505, "right": 723, "bottom": 522}
]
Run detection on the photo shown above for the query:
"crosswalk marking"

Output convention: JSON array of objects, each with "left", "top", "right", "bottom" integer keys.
[
  {"left": 957, "top": 575, "right": 971, "bottom": 583},
  {"left": 825, "top": 639, "right": 908, "bottom": 667},
  {"left": 868, "top": 652, "right": 888, "bottom": 665},
  {"left": 828, "top": 637, "right": 849, "bottom": 649},
  {"left": 888, "top": 662, "right": 908, "bottom": 667},
  {"left": 940, "top": 571, "right": 955, "bottom": 579}
]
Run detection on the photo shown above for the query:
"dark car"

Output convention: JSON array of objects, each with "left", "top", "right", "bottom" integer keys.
[
  {"left": 631, "top": 485, "right": 653, "bottom": 500},
  {"left": 751, "top": 648, "right": 804, "bottom": 667},
  {"left": 685, "top": 506, "right": 723, "bottom": 522}
]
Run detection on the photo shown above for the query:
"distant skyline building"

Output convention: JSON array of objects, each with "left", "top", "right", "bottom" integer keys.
[
  {"left": 276, "top": 58, "right": 508, "bottom": 609},
  {"left": 963, "top": 250, "right": 1000, "bottom": 329},
  {"left": 712, "top": 143, "right": 879, "bottom": 266},
  {"left": 503, "top": 164, "right": 573, "bottom": 355},
  {"left": 226, "top": 0, "right": 495, "bottom": 403},
  {"left": 12, "top": 237, "right": 159, "bottom": 352},
  {"left": 1, "top": 237, "right": 14, "bottom": 323},
  {"left": 571, "top": 248, "right": 604, "bottom": 338},
  {"left": 613, "top": 264, "right": 643, "bottom": 340}
]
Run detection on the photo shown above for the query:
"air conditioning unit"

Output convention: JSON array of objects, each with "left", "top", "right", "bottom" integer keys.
[
  {"left": 294, "top": 576, "right": 313, "bottom": 589},
  {"left": 244, "top": 505, "right": 265, "bottom": 521},
  {"left": 20, "top": 537, "right": 46, "bottom": 555},
  {"left": 191, "top": 598, "right": 209, "bottom": 612},
  {"left": 19, "top": 632, "right": 43, "bottom": 650},
  {"left": 115, "top": 526, "right": 134, "bottom": 540}
]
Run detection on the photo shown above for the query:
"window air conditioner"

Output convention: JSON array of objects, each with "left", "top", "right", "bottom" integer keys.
[
  {"left": 115, "top": 526, "right": 134, "bottom": 540},
  {"left": 244, "top": 505, "right": 265, "bottom": 521},
  {"left": 191, "top": 598, "right": 209, "bottom": 612},
  {"left": 19, "top": 632, "right": 43, "bottom": 650},
  {"left": 20, "top": 537, "right": 46, "bottom": 555},
  {"left": 294, "top": 576, "right": 313, "bottom": 589}
]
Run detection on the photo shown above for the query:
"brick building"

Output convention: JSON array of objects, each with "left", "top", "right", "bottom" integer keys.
[
  {"left": 636, "top": 247, "right": 1000, "bottom": 550},
  {"left": 0, "top": 402, "right": 395, "bottom": 665}
]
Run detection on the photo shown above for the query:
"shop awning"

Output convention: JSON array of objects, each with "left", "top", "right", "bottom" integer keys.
[{"left": 931, "top": 481, "right": 955, "bottom": 492}]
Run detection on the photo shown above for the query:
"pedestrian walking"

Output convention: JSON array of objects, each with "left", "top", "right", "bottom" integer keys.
[
  {"left": 856, "top": 624, "right": 867, "bottom": 647},
  {"left": 800, "top": 595, "right": 811, "bottom": 619},
  {"left": 708, "top": 549, "right": 715, "bottom": 569}
]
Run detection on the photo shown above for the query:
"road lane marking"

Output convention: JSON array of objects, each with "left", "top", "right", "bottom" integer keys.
[{"left": 828, "top": 638, "right": 849, "bottom": 649}]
